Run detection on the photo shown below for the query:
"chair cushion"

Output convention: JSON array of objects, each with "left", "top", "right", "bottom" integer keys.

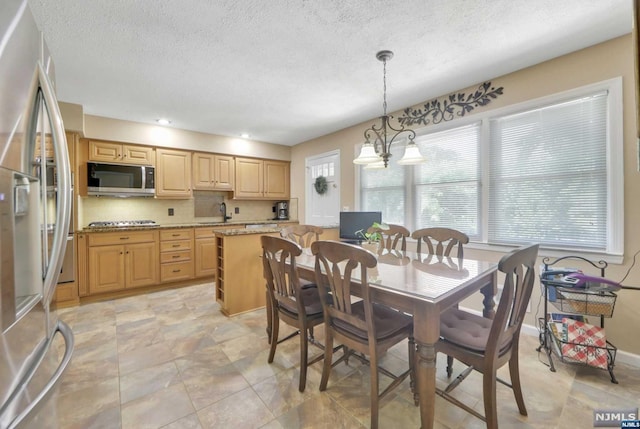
[
  {"left": 299, "top": 280, "right": 317, "bottom": 289},
  {"left": 278, "top": 286, "right": 323, "bottom": 316},
  {"left": 333, "top": 301, "right": 412, "bottom": 341},
  {"left": 439, "top": 308, "right": 511, "bottom": 353}
]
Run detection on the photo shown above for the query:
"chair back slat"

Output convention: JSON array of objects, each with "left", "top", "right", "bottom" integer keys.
[
  {"left": 411, "top": 227, "right": 469, "bottom": 259},
  {"left": 281, "top": 224, "right": 323, "bottom": 248}
]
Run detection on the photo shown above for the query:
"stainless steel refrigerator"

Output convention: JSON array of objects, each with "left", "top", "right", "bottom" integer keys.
[{"left": 0, "top": 0, "right": 74, "bottom": 428}]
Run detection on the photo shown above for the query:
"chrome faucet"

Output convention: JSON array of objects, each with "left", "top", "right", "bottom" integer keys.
[{"left": 220, "top": 202, "right": 232, "bottom": 223}]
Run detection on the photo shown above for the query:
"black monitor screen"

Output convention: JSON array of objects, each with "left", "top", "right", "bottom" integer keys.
[{"left": 339, "top": 211, "right": 382, "bottom": 242}]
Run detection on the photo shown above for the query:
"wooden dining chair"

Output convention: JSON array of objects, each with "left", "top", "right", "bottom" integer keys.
[
  {"left": 411, "top": 227, "right": 469, "bottom": 259},
  {"left": 367, "top": 223, "right": 410, "bottom": 253},
  {"left": 411, "top": 227, "right": 470, "bottom": 375},
  {"left": 269, "top": 224, "right": 323, "bottom": 338},
  {"left": 261, "top": 235, "right": 325, "bottom": 392},
  {"left": 310, "top": 240, "right": 415, "bottom": 429},
  {"left": 435, "top": 244, "right": 539, "bottom": 429},
  {"left": 280, "top": 224, "right": 324, "bottom": 248}
]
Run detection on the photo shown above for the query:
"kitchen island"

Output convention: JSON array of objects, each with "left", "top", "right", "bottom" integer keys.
[{"left": 214, "top": 227, "right": 281, "bottom": 316}]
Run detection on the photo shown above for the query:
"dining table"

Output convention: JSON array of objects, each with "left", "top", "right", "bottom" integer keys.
[{"left": 295, "top": 248, "right": 498, "bottom": 429}]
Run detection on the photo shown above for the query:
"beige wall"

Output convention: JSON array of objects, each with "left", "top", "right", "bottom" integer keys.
[{"left": 291, "top": 35, "right": 640, "bottom": 357}]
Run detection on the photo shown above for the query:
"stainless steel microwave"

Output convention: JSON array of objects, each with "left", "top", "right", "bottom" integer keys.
[{"left": 87, "top": 162, "right": 155, "bottom": 197}]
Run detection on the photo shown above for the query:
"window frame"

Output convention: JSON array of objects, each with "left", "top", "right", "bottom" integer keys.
[{"left": 355, "top": 77, "right": 624, "bottom": 262}]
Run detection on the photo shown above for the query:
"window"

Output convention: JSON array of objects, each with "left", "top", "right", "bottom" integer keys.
[
  {"left": 489, "top": 93, "right": 608, "bottom": 250},
  {"left": 358, "top": 78, "right": 623, "bottom": 256},
  {"left": 360, "top": 144, "right": 406, "bottom": 225},
  {"left": 413, "top": 124, "right": 480, "bottom": 238}
]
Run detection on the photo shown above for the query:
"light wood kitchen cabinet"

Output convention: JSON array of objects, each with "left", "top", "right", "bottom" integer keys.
[
  {"left": 194, "top": 227, "right": 217, "bottom": 278},
  {"left": 156, "top": 148, "right": 192, "bottom": 198},
  {"left": 192, "top": 152, "right": 234, "bottom": 191},
  {"left": 87, "top": 230, "right": 159, "bottom": 294},
  {"left": 34, "top": 135, "right": 54, "bottom": 159},
  {"left": 88, "top": 140, "right": 155, "bottom": 165},
  {"left": 264, "top": 160, "right": 290, "bottom": 199},
  {"left": 160, "top": 229, "right": 194, "bottom": 282},
  {"left": 234, "top": 157, "right": 289, "bottom": 199}
]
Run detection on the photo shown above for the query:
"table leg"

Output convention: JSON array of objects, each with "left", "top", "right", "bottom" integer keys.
[
  {"left": 415, "top": 342, "right": 436, "bottom": 429},
  {"left": 480, "top": 272, "right": 498, "bottom": 319}
]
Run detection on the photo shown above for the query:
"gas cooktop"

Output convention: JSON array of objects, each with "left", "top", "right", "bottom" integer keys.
[{"left": 88, "top": 220, "right": 157, "bottom": 228}]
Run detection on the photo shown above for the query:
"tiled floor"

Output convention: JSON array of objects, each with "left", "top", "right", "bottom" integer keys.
[{"left": 54, "top": 283, "right": 640, "bottom": 428}]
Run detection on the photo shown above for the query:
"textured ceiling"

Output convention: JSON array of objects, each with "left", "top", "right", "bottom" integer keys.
[{"left": 28, "top": 0, "right": 632, "bottom": 146}]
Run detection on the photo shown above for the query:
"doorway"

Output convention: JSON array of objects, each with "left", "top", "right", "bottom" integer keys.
[{"left": 305, "top": 150, "right": 340, "bottom": 226}]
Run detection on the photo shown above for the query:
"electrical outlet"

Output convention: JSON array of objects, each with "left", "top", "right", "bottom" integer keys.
[
  {"left": 235, "top": 207, "right": 240, "bottom": 214},
  {"left": 168, "top": 208, "right": 174, "bottom": 216}
]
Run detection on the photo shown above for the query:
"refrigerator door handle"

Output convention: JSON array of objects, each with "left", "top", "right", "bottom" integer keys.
[
  {"left": 37, "top": 63, "right": 72, "bottom": 305},
  {"left": 2, "top": 320, "right": 74, "bottom": 429}
]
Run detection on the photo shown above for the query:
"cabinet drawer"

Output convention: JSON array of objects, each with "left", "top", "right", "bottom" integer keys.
[
  {"left": 195, "top": 228, "right": 217, "bottom": 239},
  {"left": 161, "top": 261, "right": 194, "bottom": 282},
  {"left": 160, "top": 250, "right": 192, "bottom": 263},
  {"left": 160, "top": 240, "right": 191, "bottom": 252},
  {"left": 160, "top": 229, "right": 192, "bottom": 241},
  {"left": 88, "top": 230, "right": 157, "bottom": 246},
  {"left": 55, "top": 283, "right": 77, "bottom": 302}
]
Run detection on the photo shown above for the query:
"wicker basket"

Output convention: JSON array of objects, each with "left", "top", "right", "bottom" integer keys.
[{"left": 555, "top": 289, "right": 616, "bottom": 318}]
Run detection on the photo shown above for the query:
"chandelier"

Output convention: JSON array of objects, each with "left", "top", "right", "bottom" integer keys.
[{"left": 353, "top": 50, "right": 426, "bottom": 169}]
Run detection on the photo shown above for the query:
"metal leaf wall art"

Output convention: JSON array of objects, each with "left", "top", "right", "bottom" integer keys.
[{"left": 398, "top": 81, "right": 504, "bottom": 127}]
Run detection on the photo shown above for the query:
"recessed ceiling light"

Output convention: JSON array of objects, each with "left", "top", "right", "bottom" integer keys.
[
  {"left": 240, "top": 133, "right": 250, "bottom": 139},
  {"left": 156, "top": 118, "right": 171, "bottom": 125}
]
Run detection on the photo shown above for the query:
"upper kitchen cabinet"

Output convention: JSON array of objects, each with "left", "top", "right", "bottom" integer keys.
[
  {"left": 88, "top": 140, "right": 155, "bottom": 165},
  {"left": 192, "top": 152, "right": 234, "bottom": 191},
  {"left": 34, "top": 135, "right": 54, "bottom": 159},
  {"left": 234, "top": 157, "right": 289, "bottom": 200},
  {"left": 156, "top": 148, "right": 192, "bottom": 198},
  {"left": 264, "top": 160, "right": 290, "bottom": 199}
]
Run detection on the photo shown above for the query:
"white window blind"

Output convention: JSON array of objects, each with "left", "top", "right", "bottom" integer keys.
[
  {"left": 414, "top": 123, "right": 480, "bottom": 237},
  {"left": 488, "top": 92, "right": 608, "bottom": 250},
  {"left": 361, "top": 145, "right": 406, "bottom": 225}
]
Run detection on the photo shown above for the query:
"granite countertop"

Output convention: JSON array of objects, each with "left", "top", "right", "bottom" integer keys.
[
  {"left": 81, "top": 219, "right": 298, "bottom": 233},
  {"left": 214, "top": 227, "right": 282, "bottom": 236}
]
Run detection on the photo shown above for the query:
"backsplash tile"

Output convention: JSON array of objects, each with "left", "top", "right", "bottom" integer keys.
[{"left": 79, "top": 194, "right": 294, "bottom": 227}]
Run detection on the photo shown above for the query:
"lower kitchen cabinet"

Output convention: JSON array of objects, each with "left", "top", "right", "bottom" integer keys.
[
  {"left": 54, "top": 282, "right": 78, "bottom": 307},
  {"left": 194, "top": 227, "right": 217, "bottom": 278},
  {"left": 87, "top": 230, "right": 159, "bottom": 294},
  {"left": 160, "top": 229, "right": 194, "bottom": 282}
]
